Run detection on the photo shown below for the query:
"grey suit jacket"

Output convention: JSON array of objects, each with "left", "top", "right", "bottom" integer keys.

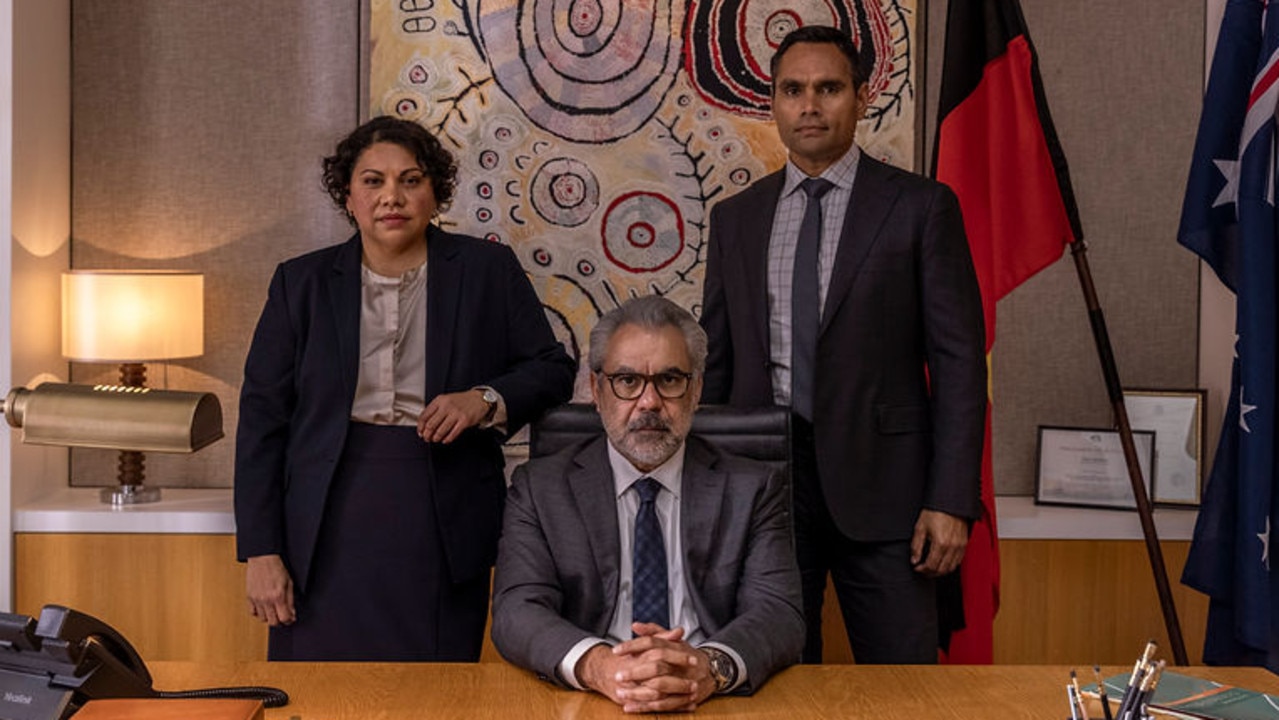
[
  {"left": 700, "top": 154, "right": 987, "bottom": 541},
  {"left": 490, "top": 434, "right": 804, "bottom": 693}
]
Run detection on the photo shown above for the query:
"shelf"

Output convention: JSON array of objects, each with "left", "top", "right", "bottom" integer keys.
[
  {"left": 14, "top": 487, "right": 234, "bottom": 534},
  {"left": 995, "top": 495, "right": 1197, "bottom": 541},
  {"left": 10, "top": 489, "right": 1197, "bottom": 540}
]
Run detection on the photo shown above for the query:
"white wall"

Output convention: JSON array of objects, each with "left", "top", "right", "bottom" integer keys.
[
  {"left": 1, "top": 0, "right": 15, "bottom": 611},
  {"left": 9, "top": 0, "right": 73, "bottom": 609},
  {"left": 1199, "top": 0, "right": 1234, "bottom": 457}
]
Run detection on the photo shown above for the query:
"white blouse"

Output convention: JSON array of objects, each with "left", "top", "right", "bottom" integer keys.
[{"left": 350, "top": 261, "right": 429, "bottom": 426}]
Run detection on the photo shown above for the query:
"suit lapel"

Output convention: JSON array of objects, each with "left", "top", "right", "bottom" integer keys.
[
  {"left": 821, "top": 155, "right": 900, "bottom": 335},
  {"left": 741, "top": 171, "right": 786, "bottom": 357},
  {"left": 680, "top": 438, "right": 724, "bottom": 591},
  {"left": 425, "top": 226, "right": 461, "bottom": 398},
  {"left": 569, "top": 438, "right": 622, "bottom": 622},
  {"left": 328, "top": 235, "right": 363, "bottom": 402}
]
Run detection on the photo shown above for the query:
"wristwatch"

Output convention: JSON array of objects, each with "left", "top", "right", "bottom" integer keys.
[
  {"left": 476, "top": 387, "right": 499, "bottom": 423},
  {"left": 700, "top": 646, "right": 738, "bottom": 694}
]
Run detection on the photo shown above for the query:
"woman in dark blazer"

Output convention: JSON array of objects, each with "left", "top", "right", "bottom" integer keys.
[{"left": 234, "top": 116, "right": 576, "bottom": 661}]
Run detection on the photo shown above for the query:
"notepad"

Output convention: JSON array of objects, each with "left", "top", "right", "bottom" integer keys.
[{"left": 1086, "top": 672, "right": 1279, "bottom": 720}]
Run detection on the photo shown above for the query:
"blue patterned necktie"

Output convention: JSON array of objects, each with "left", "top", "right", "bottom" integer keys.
[
  {"left": 791, "top": 177, "right": 834, "bottom": 421},
  {"left": 631, "top": 477, "right": 669, "bottom": 631}
]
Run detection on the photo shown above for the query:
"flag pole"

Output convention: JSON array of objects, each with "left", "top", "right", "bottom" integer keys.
[{"left": 1067, "top": 239, "right": 1189, "bottom": 666}]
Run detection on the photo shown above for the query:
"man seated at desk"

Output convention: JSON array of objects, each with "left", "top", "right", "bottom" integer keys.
[{"left": 492, "top": 295, "right": 804, "bottom": 713}]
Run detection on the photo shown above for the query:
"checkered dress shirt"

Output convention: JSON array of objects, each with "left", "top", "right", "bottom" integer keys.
[{"left": 766, "top": 145, "right": 861, "bottom": 406}]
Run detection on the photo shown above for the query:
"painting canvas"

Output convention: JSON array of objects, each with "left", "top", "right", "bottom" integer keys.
[{"left": 371, "top": 0, "right": 918, "bottom": 395}]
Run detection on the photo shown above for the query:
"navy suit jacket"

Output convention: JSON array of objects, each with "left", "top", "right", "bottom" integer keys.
[
  {"left": 490, "top": 435, "right": 804, "bottom": 693},
  {"left": 700, "top": 154, "right": 987, "bottom": 541},
  {"left": 235, "top": 228, "right": 576, "bottom": 590}
]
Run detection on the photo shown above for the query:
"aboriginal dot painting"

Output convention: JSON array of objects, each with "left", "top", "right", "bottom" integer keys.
[{"left": 372, "top": 0, "right": 917, "bottom": 397}]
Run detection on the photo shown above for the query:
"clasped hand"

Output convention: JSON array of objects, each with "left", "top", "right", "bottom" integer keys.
[{"left": 578, "top": 623, "right": 716, "bottom": 713}]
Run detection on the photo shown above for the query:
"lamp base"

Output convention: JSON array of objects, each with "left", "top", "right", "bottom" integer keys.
[{"left": 101, "top": 484, "right": 162, "bottom": 506}]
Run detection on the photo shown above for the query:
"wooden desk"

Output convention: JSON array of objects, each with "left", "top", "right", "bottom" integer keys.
[{"left": 145, "top": 662, "right": 1279, "bottom": 719}]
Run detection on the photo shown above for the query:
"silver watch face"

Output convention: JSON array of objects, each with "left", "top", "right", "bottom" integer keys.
[{"left": 482, "top": 388, "right": 498, "bottom": 404}]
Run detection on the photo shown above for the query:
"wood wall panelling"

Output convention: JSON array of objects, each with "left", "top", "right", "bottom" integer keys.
[
  {"left": 819, "top": 540, "right": 1207, "bottom": 665},
  {"left": 15, "top": 533, "right": 267, "bottom": 662},
  {"left": 16, "top": 535, "right": 1208, "bottom": 666}
]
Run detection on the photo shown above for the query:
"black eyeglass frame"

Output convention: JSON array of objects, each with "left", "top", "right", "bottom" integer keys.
[{"left": 600, "top": 370, "right": 696, "bottom": 400}]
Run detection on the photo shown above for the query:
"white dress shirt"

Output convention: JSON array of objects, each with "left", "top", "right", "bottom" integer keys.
[{"left": 557, "top": 441, "right": 746, "bottom": 692}]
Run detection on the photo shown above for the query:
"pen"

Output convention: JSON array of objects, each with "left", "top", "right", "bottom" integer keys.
[
  {"left": 1121, "top": 658, "right": 1160, "bottom": 720},
  {"left": 1116, "top": 640, "right": 1157, "bottom": 720},
  {"left": 1072, "top": 669, "right": 1091, "bottom": 720},
  {"left": 1135, "top": 660, "right": 1166, "bottom": 720},
  {"left": 1094, "top": 664, "right": 1114, "bottom": 720},
  {"left": 1068, "top": 684, "right": 1082, "bottom": 720}
]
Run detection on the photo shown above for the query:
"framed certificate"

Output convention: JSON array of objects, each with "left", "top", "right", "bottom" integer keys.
[
  {"left": 1123, "top": 389, "right": 1206, "bottom": 507},
  {"left": 1035, "top": 426, "right": 1156, "bottom": 510}
]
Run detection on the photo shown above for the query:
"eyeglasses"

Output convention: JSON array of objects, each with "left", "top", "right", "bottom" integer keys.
[{"left": 601, "top": 371, "right": 695, "bottom": 400}]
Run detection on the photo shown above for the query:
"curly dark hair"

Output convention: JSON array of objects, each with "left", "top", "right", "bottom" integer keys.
[{"left": 322, "top": 116, "right": 457, "bottom": 222}]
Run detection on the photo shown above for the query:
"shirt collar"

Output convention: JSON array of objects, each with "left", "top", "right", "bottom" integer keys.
[
  {"left": 607, "top": 439, "right": 685, "bottom": 500},
  {"left": 782, "top": 143, "right": 861, "bottom": 198}
]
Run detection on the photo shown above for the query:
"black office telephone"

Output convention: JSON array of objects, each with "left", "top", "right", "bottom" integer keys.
[{"left": 0, "top": 605, "right": 287, "bottom": 720}]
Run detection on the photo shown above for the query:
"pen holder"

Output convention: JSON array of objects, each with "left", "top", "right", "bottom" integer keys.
[{"left": 1080, "top": 699, "right": 1175, "bottom": 720}]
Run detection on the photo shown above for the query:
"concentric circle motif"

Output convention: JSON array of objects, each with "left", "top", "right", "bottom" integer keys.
[
  {"left": 407, "top": 62, "right": 431, "bottom": 85},
  {"left": 600, "top": 191, "right": 685, "bottom": 273},
  {"left": 485, "top": 114, "right": 527, "bottom": 147},
  {"left": 529, "top": 158, "right": 601, "bottom": 227},
  {"left": 568, "top": 0, "right": 604, "bottom": 36},
  {"left": 389, "top": 93, "right": 424, "bottom": 119},
  {"left": 532, "top": 247, "right": 554, "bottom": 266},
  {"left": 717, "top": 139, "right": 746, "bottom": 161},
  {"left": 478, "top": 149, "right": 501, "bottom": 170},
  {"left": 683, "top": 0, "right": 908, "bottom": 120},
  {"left": 477, "top": 0, "right": 684, "bottom": 142}
]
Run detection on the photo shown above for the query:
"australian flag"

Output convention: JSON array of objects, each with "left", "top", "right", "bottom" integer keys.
[{"left": 1179, "top": 0, "right": 1279, "bottom": 669}]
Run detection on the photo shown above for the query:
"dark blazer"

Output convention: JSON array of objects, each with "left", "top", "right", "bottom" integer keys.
[
  {"left": 700, "top": 154, "right": 987, "bottom": 541},
  {"left": 490, "top": 435, "right": 804, "bottom": 693},
  {"left": 235, "top": 227, "right": 576, "bottom": 591}
]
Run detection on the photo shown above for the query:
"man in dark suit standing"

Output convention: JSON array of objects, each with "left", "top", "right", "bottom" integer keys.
[
  {"left": 699, "top": 25, "right": 987, "bottom": 664},
  {"left": 492, "top": 296, "right": 803, "bottom": 712}
]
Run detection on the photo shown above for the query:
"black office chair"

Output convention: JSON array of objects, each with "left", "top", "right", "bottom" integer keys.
[{"left": 529, "top": 403, "right": 791, "bottom": 492}]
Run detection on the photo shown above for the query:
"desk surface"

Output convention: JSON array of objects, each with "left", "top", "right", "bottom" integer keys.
[{"left": 147, "top": 661, "right": 1279, "bottom": 719}]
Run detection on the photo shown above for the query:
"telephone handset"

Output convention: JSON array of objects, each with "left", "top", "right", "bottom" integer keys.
[{"left": 0, "top": 605, "right": 287, "bottom": 720}]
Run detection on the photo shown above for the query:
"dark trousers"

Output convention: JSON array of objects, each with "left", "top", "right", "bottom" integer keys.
[
  {"left": 791, "top": 415, "right": 937, "bottom": 664},
  {"left": 269, "top": 423, "right": 489, "bottom": 662}
]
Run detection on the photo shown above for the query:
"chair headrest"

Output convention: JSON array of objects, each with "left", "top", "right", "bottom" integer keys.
[{"left": 529, "top": 404, "right": 790, "bottom": 470}]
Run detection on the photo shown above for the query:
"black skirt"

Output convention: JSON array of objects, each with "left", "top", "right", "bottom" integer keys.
[{"left": 268, "top": 423, "right": 489, "bottom": 661}]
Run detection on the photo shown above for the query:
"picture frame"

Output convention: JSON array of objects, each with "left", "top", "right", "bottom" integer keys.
[
  {"left": 1123, "top": 388, "right": 1207, "bottom": 507},
  {"left": 1035, "top": 426, "right": 1156, "bottom": 510}
]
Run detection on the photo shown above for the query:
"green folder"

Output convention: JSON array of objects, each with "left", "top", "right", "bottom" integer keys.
[{"left": 1086, "top": 672, "right": 1279, "bottom": 720}]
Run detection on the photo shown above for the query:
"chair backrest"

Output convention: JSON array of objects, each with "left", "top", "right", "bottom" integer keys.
[{"left": 529, "top": 403, "right": 791, "bottom": 487}]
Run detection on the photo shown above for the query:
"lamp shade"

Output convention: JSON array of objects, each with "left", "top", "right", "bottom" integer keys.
[{"left": 62, "top": 271, "right": 204, "bottom": 362}]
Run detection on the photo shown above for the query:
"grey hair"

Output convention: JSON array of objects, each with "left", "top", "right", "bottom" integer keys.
[{"left": 588, "top": 295, "right": 708, "bottom": 374}]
